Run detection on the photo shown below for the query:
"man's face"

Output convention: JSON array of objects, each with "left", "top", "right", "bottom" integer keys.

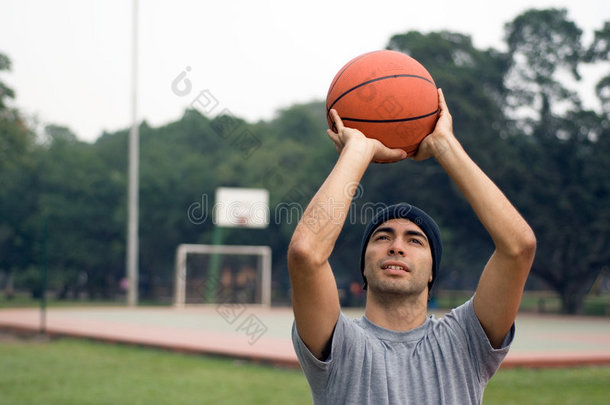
[{"left": 363, "top": 218, "right": 433, "bottom": 297}]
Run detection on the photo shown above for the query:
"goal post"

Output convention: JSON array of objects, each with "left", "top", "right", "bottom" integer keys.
[{"left": 174, "top": 244, "right": 271, "bottom": 308}]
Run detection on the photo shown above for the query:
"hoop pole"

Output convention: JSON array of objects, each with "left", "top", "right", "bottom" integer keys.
[{"left": 204, "top": 226, "right": 224, "bottom": 303}]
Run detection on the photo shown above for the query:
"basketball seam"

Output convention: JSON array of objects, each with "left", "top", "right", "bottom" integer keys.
[
  {"left": 341, "top": 108, "right": 439, "bottom": 123},
  {"left": 327, "top": 51, "right": 377, "bottom": 99},
  {"left": 327, "top": 74, "right": 437, "bottom": 114}
]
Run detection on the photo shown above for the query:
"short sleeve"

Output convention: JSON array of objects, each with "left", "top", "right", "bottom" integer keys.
[
  {"left": 291, "top": 311, "right": 361, "bottom": 395},
  {"left": 443, "top": 297, "right": 515, "bottom": 382}
]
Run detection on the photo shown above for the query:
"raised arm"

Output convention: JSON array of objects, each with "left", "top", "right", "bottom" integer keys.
[
  {"left": 287, "top": 110, "right": 406, "bottom": 359},
  {"left": 415, "top": 89, "right": 537, "bottom": 348}
]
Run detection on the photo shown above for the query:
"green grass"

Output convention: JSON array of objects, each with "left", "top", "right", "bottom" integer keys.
[
  {"left": 1, "top": 336, "right": 610, "bottom": 404},
  {"left": 484, "top": 367, "right": 610, "bottom": 404},
  {"left": 0, "top": 336, "right": 311, "bottom": 405}
]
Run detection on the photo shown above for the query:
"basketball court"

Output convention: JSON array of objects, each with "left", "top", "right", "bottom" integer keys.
[{"left": 1, "top": 305, "right": 609, "bottom": 369}]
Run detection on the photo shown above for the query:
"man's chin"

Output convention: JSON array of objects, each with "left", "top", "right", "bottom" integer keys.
[{"left": 367, "top": 281, "right": 425, "bottom": 298}]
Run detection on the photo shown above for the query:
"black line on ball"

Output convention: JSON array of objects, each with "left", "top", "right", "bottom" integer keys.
[
  {"left": 327, "top": 52, "right": 374, "bottom": 99},
  {"left": 340, "top": 108, "right": 439, "bottom": 123},
  {"left": 327, "top": 74, "right": 437, "bottom": 114}
]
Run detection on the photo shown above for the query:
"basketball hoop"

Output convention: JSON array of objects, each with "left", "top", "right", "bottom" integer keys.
[{"left": 214, "top": 187, "right": 269, "bottom": 229}]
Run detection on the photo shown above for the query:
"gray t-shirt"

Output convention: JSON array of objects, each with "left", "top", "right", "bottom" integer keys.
[{"left": 292, "top": 297, "right": 514, "bottom": 405}]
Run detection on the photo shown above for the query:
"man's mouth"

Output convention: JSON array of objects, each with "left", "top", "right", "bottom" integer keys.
[{"left": 381, "top": 263, "right": 409, "bottom": 272}]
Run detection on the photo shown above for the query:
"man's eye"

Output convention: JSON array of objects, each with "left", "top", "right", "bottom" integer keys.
[
  {"left": 376, "top": 235, "right": 389, "bottom": 241},
  {"left": 410, "top": 238, "right": 423, "bottom": 245}
]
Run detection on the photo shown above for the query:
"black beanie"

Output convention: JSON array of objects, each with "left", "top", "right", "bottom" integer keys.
[{"left": 359, "top": 203, "right": 442, "bottom": 291}]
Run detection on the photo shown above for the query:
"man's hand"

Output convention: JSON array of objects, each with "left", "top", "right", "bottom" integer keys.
[
  {"left": 326, "top": 109, "right": 407, "bottom": 163},
  {"left": 412, "top": 89, "right": 456, "bottom": 162}
]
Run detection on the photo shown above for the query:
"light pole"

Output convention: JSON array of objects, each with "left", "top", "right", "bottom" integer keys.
[{"left": 127, "top": 0, "right": 139, "bottom": 306}]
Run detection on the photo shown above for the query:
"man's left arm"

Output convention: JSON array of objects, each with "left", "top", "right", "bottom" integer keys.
[{"left": 415, "top": 90, "right": 537, "bottom": 348}]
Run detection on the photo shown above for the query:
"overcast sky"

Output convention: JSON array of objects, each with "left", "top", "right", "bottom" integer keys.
[{"left": 1, "top": 0, "right": 608, "bottom": 142}]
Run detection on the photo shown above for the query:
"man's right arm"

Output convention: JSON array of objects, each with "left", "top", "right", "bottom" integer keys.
[{"left": 287, "top": 110, "right": 406, "bottom": 360}]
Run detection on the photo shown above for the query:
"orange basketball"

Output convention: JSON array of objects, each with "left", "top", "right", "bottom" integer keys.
[{"left": 326, "top": 50, "right": 439, "bottom": 156}]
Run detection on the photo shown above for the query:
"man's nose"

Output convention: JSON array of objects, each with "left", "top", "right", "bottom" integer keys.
[{"left": 388, "top": 241, "right": 405, "bottom": 256}]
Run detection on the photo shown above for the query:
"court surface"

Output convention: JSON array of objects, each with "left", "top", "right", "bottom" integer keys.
[{"left": 1, "top": 305, "right": 609, "bottom": 368}]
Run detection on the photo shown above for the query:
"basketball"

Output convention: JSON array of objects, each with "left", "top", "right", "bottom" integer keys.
[{"left": 326, "top": 50, "right": 439, "bottom": 156}]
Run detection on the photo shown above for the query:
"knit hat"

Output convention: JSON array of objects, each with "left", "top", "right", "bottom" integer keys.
[{"left": 359, "top": 203, "right": 442, "bottom": 291}]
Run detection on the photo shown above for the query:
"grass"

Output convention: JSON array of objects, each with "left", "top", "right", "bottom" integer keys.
[
  {"left": 1, "top": 336, "right": 609, "bottom": 404},
  {"left": 0, "top": 336, "right": 311, "bottom": 405},
  {"left": 484, "top": 367, "right": 610, "bottom": 404}
]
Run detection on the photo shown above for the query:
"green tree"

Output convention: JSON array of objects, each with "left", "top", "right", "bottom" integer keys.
[
  {"left": 37, "top": 125, "right": 124, "bottom": 299},
  {"left": 3, "top": 14, "right": 608, "bottom": 312},
  {"left": 505, "top": 8, "right": 584, "bottom": 124},
  {"left": 587, "top": 22, "right": 610, "bottom": 113},
  {"left": 504, "top": 9, "right": 610, "bottom": 313},
  {"left": 0, "top": 53, "right": 15, "bottom": 112},
  {"left": 0, "top": 52, "right": 39, "bottom": 297}
]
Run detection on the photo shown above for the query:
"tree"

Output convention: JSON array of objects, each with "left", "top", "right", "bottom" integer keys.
[
  {"left": 0, "top": 53, "right": 15, "bottom": 112},
  {"left": 505, "top": 8, "right": 584, "bottom": 127},
  {"left": 0, "top": 52, "right": 39, "bottom": 298},
  {"left": 504, "top": 9, "right": 610, "bottom": 313},
  {"left": 37, "top": 125, "right": 124, "bottom": 299},
  {"left": 587, "top": 22, "right": 610, "bottom": 114},
  {"left": 2, "top": 15, "right": 608, "bottom": 311}
]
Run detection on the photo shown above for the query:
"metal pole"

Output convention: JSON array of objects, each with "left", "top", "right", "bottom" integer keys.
[
  {"left": 174, "top": 244, "right": 186, "bottom": 307},
  {"left": 40, "top": 217, "right": 48, "bottom": 334},
  {"left": 127, "top": 0, "right": 139, "bottom": 306},
  {"left": 261, "top": 246, "right": 271, "bottom": 308},
  {"left": 204, "top": 226, "right": 224, "bottom": 303}
]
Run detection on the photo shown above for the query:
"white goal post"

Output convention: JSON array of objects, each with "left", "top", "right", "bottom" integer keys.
[{"left": 174, "top": 244, "right": 272, "bottom": 308}]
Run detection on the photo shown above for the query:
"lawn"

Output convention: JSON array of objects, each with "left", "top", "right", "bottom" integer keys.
[
  {"left": 1, "top": 336, "right": 609, "bottom": 404},
  {"left": 484, "top": 366, "right": 610, "bottom": 404},
  {"left": 0, "top": 335, "right": 311, "bottom": 405}
]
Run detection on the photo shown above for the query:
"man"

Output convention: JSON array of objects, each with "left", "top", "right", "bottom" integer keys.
[{"left": 287, "top": 89, "right": 536, "bottom": 404}]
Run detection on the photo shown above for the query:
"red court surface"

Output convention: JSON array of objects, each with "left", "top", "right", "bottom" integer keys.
[{"left": 1, "top": 305, "right": 609, "bottom": 369}]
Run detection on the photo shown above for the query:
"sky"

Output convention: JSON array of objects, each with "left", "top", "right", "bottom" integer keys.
[{"left": 1, "top": 0, "right": 608, "bottom": 142}]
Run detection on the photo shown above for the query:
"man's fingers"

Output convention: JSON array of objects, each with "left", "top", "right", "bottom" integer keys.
[
  {"left": 387, "top": 148, "right": 408, "bottom": 161},
  {"left": 374, "top": 148, "right": 408, "bottom": 163},
  {"left": 326, "top": 129, "right": 339, "bottom": 143},
  {"left": 329, "top": 109, "right": 344, "bottom": 132},
  {"left": 326, "top": 129, "right": 344, "bottom": 155},
  {"left": 438, "top": 88, "right": 448, "bottom": 113}
]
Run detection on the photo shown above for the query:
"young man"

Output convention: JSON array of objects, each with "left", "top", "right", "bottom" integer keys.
[{"left": 287, "top": 89, "right": 536, "bottom": 404}]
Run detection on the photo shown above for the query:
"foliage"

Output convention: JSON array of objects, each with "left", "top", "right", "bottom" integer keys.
[
  {"left": 0, "top": 54, "right": 39, "bottom": 297},
  {"left": 502, "top": 8, "right": 610, "bottom": 313},
  {"left": 37, "top": 127, "right": 125, "bottom": 299},
  {"left": 0, "top": 53, "right": 15, "bottom": 111},
  {"left": 0, "top": 9, "right": 609, "bottom": 313}
]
